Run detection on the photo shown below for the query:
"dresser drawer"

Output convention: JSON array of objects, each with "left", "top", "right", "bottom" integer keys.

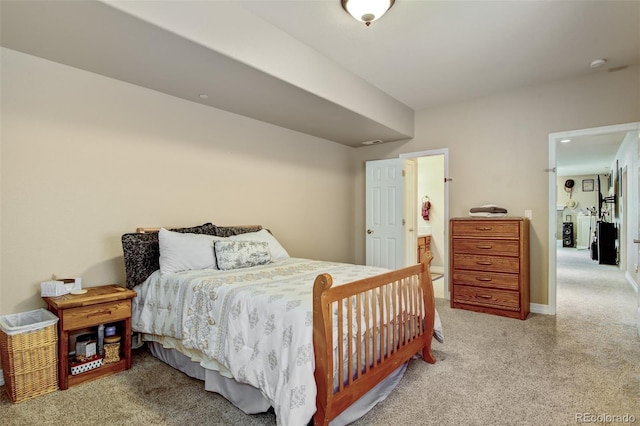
[
  {"left": 451, "top": 221, "right": 520, "bottom": 239},
  {"left": 453, "top": 285, "right": 520, "bottom": 311},
  {"left": 452, "top": 239, "right": 519, "bottom": 257},
  {"left": 453, "top": 254, "right": 519, "bottom": 274},
  {"left": 452, "top": 270, "right": 520, "bottom": 291},
  {"left": 61, "top": 300, "right": 131, "bottom": 330}
]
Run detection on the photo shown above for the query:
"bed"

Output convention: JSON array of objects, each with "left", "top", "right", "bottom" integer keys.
[{"left": 121, "top": 223, "right": 441, "bottom": 425}]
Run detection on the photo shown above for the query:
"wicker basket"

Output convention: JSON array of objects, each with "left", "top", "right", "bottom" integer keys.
[{"left": 0, "top": 309, "right": 59, "bottom": 403}]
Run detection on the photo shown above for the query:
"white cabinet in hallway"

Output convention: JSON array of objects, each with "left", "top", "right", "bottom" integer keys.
[{"left": 576, "top": 214, "right": 591, "bottom": 250}]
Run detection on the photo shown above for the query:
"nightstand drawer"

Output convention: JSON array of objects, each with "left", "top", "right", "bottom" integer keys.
[
  {"left": 62, "top": 300, "right": 131, "bottom": 330},
  {"left": 453, "top": 254, "right": 519, "bottom": 274},
  {"left": 452, "top": 221, "right": 520, "bottom": 239},
  {"left": 452, "top": 239, "right": 519, "bottom": 256},
  {"left": 452, "top": 270, "right": 520, "bottom": 291},
  {"left": 452, "top": 285, "right": 520, "bottom": 311}
]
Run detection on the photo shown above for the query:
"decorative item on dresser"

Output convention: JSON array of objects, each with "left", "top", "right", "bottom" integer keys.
[
  {"left": 449, "top": 217, "right": 530, "bottom": 320},
  {"left": 42, "top": 284, "right": 136, "bottom": 389}
]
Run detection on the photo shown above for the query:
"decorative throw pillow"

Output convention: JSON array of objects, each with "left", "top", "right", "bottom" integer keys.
[
  {"left": 158, "top": 228, "right": 224, "bottom": 274},
  {"left": 215, "top": 225, "right": 263, "bottom": 237},
  {"left": 228, "top": 229, "right": 290, "bottom": 260},
  {"left": 214, "top": 240, "right": 272, "bottom": 271}
]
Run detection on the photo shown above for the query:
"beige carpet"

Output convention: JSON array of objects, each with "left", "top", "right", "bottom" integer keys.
[{"left": 2, "top": 248, "right": 639, "bottom": 425}]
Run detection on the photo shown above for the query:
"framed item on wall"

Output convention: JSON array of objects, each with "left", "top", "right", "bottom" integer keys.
[{"left": 582, "top": 179, "right": 594, "bottom": 192}]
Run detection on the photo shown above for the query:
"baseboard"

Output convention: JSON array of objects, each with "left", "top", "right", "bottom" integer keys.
[
  {"left": 530, "top": 303, "right": 553, "bottom": 315},
  {"left": 625, "top": 271, "right": 638, "bottom": 293}
]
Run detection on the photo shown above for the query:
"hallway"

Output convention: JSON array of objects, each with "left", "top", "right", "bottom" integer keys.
[{"left": 556, "top": 245, "right": 637, "bottom": 331}]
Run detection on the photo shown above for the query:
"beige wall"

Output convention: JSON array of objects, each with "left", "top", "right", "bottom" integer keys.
[
  {"left": 1, "top": 48, "right": 355, "bottom": 314},
  {"left": 2, "top": 47, "right": 639, "bottom": 315},
  {"left": 353, "top": 65, "right": 640, "bottom": 306}
]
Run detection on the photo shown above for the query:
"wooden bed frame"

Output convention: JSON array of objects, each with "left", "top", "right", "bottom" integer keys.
[
  {"left": 312, "top": 250, "right": 436, "bottom": 425},
  {"left": 129, "top": 226, "right": 436, "bottom": 425}
]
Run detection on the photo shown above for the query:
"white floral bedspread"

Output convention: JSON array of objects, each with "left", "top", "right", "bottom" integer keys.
[{"left": 132, "top": 258, "right": 440, "bottom": 426}]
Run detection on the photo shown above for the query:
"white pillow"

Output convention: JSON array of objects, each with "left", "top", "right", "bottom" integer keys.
[
  {"left": 228, "top": 229, "right": 289, "bottom": 260},
  {"left": 158, "top": 228, "right": 224, "bottom": 274}
]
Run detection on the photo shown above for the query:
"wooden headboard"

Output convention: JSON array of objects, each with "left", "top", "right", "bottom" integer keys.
[{"left": 120, "top": 223, "right": 263, "bottom": 289}]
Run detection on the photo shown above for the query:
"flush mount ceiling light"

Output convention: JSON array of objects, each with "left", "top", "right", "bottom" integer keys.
[
  {"left": 589, "top": 58, "right": 607, "bottom": 69},
  {"left": 341, "top": 0, "right": 395, "bottom": 27}
]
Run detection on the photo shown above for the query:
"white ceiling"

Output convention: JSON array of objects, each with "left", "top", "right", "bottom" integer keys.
[
  {"left": 556, "top": 132, "right": 629, "bottom": 177},
  {"left": 240, "top": 0, "right": 639, "bottom": 111},
  {"left": 1, "top": 1, "right": 638, "bottom": 168}
]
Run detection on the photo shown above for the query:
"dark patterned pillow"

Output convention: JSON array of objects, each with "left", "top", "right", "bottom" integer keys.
[
  {"left": 121, "top": 223, "right": 217, "bottom": 289},
  {"left": 214, "top": 225, "right": 263, "bottom": 237}
]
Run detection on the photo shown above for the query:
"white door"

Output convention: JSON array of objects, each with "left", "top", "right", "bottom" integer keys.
[{"left": 365, "top": 159, "right": 410, "bottom": 269}]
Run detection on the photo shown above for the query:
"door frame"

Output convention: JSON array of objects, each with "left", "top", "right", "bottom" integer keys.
[
  {"left": 400, "top": 148, "right": 450, "bottom": 299},
  {"left": 548, "top": 122, "right": 640, "bottom": 315},
  {"left": 621, "top": 165, "right": 627, "bottom": 271}
]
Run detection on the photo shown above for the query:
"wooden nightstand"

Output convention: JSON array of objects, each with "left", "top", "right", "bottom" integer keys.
[{"left": 43, "top": 285, "right": 137, "bottom": 389}]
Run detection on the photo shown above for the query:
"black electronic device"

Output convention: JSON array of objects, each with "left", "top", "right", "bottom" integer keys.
[
  {"left": 562, "top": 222, "right": 574, "bottom": 248},
  {"left": 597, "top": 222, "right": 617, "bottom": 265}
]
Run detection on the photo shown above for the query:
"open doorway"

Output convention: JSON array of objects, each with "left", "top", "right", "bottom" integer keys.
[
  {"left": 400, "top": 149, "right": 449, "bottom": 299},
  {"left": 548, "top": 122, "right": 640, "bottom": 319}
]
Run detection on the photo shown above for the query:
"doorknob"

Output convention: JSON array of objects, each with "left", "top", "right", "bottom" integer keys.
[
  {"left": 634, "top": 239, "right": 640, "bottom": 244},
  {"left": 367, "top": 229, "right": 374, "bottom": 234}
]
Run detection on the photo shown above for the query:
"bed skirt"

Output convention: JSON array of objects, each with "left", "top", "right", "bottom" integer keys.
[{"left": 147, "top": 341, "right": 408, "bottom": 425}]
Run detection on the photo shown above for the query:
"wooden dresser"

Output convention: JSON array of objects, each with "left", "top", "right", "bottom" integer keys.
[{"left": 449, "top": 217, "right": 530, "bottom": 320}]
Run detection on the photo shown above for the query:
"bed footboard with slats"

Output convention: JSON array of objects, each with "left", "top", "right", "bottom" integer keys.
[{"left": 312, "top": 252, "right": 436, "bottom": 425}]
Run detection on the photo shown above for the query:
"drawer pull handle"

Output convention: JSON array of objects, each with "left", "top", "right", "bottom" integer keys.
[
  {"left": 475, "top": 227, "right": 492, "bottom": 231},
  {"left": 476, "top": 277, "right": 493, "bottom": 282},
  {"left": 476, "top": 261, "right": 493, "bottom": 266},
  {"left": 87, "top": 310, "right": 112, "bottom": 317},
  {"left": 478, "top": 295, "right": 492, "bottom": 299},
  {"left": 476, "top": 244, "right": 493, "bottom": 249}
]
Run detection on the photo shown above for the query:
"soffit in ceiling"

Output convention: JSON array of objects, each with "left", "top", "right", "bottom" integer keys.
[
  {"left": 0, "top": 0, "right": 413, "bottom": 147},
  {"left": 2, "top": 1, "right": 638, "bottom": 152}
]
